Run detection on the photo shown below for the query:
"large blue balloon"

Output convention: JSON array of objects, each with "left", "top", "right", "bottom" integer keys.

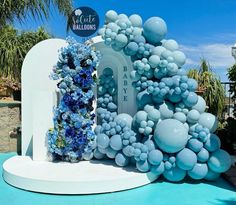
[
  {"left": 176, "top": 148, "right": 197, "bottom": 170},
  {"left": 204, "top": 134, "right": 221, "bottom": 152},
  {"left": 143, "top": 17, "right": 167, "bottom": 44},
  {"left": 154, "top": 119, "right": 188, "bottom": 153},
  {"left": 198, "top": 113, "right": 218, "bottom": 133},
  {"left": 163, "top": 166, "right": 186, "bottom": 182},
  {"left": 188, "top": 163, "right": 208, "bottom": 180},
  {"left": 207, "top": 149, "right": 231, "bottom": 173}
]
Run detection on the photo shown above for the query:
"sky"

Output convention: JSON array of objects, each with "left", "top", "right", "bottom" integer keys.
[{"left": 14, "top": 0, "right": 236, "bottom": 81}]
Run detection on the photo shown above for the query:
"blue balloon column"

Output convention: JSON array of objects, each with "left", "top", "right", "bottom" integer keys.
[{"left": 92, "top": 10, "right": 232, "bottom": 181}]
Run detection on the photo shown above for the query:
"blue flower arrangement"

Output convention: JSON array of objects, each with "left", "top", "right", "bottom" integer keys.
[{"left": 47, "top": 38, "right": 100, "bottom": 162}]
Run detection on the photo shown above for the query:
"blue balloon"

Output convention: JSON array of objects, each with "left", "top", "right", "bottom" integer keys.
[
  {"left": 93, "top": 148, "right": 105, "bottom": 159},
  {"left": 183, "top": 92, "right": 198, "bottom": 107},
  {"left": 110, "top": 134, "right": 123, "bottom": 151},
  {"left": 96, "top": 134, "right": 110, "bottom": 149},
  {"left": 187, "top": 109, "right": 200, "bottom": 124},
  {"left": 162, "top": 39, "right": 178, "bottom": 51},
  {"left": 158, "top": 102, "right": 174, "bottom": 119},
  {"left": 176, "top": 148, "right": 197, "bottom": 170},
  {"left": 198, "top": 113, "right": 218, "bottom": 133},
  {"left": 136, "top": 160, "right": 150, "bottom": 172},
  {"left": 204, "top": 169, "right": 220, "bottom": 181},
  {"left": 192, "top": 96, "right": 206, "bottom": 113},
  {"left": 207, "top": 149, "right": 231, "bottom": 173},
  {"left": 106, "top": 147, "right": 117, "bottom": 159},
  {"left": 163, "top": 166, "right": 186, "bottom": 182},
  {"left": 188, "top": 163, "right": 208, "bottom": 180},
  {"left": 115, "top": 153, "right": 130, "bottom": 166},
  {"left": 151, "top": 162, "right": 165, "bottom": 175},
  {"left": 154, "top": 119, "right": 188, "bottom": 153},
  {"left": 148, "top": 149, "right": 163, "bottom": 165},
  {"left": 115, "top": 113, "right": 133, "bottom": 128},
  {"left": 129, "top": 14, "right": 143, "bottom": 27},
  {"left": 173, "top": 112, "right": 187, "bottom": 123},
  {"left": 197, "top": 148, "right": 209, "bottom": 162},
  {"left": 204, "top": 134, "right": 221, "bottom": 152},
  {"left": 143, "top": 17, "right": 167, "bottom": 44}
]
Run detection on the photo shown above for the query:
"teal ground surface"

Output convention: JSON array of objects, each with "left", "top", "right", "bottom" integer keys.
[{"left": 0, "top": 153, "right": 235, "bottom": 205}]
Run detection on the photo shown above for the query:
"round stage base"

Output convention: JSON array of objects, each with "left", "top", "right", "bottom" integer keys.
[{"left": 3, "top": 156, "right": 158, "bottom": 194}]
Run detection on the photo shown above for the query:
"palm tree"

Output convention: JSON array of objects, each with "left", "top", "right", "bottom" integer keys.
[
  {"left": 0, "top": 0, "right": 73, "bottom": 26},
  {"left": 0, "top": 25, "right": 51, "bottom": 83},
  {"left": 187, "top": 59, "right": 225, "bottom": 117}
]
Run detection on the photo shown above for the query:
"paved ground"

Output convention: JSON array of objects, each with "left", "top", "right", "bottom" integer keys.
[{"left": 1, "top": 153, "right": 236, "bottom": 205}]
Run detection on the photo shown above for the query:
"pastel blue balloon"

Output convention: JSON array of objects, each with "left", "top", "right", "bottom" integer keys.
[
  {"left": 144, "top": 140, "right": 156, "bottom": 151},
  {"left": 133, "top": 35, "right": 146, "bottom": 44},
  {"left": 204, "top": 134, "right": 221, "bottom": 152},
  {"left": 134, "top": 110, "right": 148, "bottom": 124},
  {"left": 105, "top": 10, "right": 118, "bottom": 22},
  {"left": 147, "top": 109, "right": 160, "bottom": 123},
  {"left": 207, "top": 149, "right": 231, "bottom": 173},
  {"left": 158, "top": 102, "right": 174, "bottom": 119},
  {"left": 136, "top": 160, "right": 150, "bottom": 172},
  {"left": 115, "top": 113, "right": 133, "bottom": 128},
  {"left": 167, "top": 63, "right": 178, "bottom": 76},
  {"left": 106, "top": 146, "right": 117, "bottom": 159},
  {"left": 173, "top": 112, "right": 187, "bottom": 123},
  {"left": 110, "top": 134, "right": 123, "bottom": 151},
  {"left": 93, "top": 148, "right": 105, "bottom": 159},
  {"left": 96, "top": 134, "right": 110, "bottom": 149},
  {"left": 197, "top": 148, "right": 209, "bottom": 162},
  {"left": 188, "top": 163, "right": 208, "bottom": 180},
  {"left": 149, "top": 55, "right": 160, "bottom": 68},
  {"left": 154, "top": 119, "right": 188, "bottom": 153},
  {"left": 176, "top": 148, "right": 197, "bottom": 170},
  {"left": 204, "top": 169, "right": 220, "bottom": 181},
  {"left": 151, "top": 161, "right": 165, "bottom": 175},
  {"left": 83, "top": 152, "right": 93, "bottom": 160},
  {"left": 161, "top": 77, "right": 173, "bottom": 87},
  {"left": 162, "top": 39, "right": 179, "bottom": 51},
  {"left": 198, "top": 113, "right": 218, "bottom": 133},
  {"left": 187, "top": 79, "right": 198, "bottom": 91},
  {"left": 172, "top": 51, "right": 186, "bottom": 67},
  {"left": 143, "top": 17, "right": 167, "bottom": 44},
  {"left": 151, "top": 46, "right": 166, "bottom": 56},
  {"left": 125, "top": 42, "right": 139, "bottom": 56},
  {"left": 163, "top": 166, "right": 186, "bottom": 182},
  {"left": 192, "top": 96, "right": 206, "bottom": 113},
  {"left": 187, "top": 109, "right": 200, "bottom": 124},
  {"left": 183, "top": 92, "right": 198, "bottom": 107},
  {"left": 144, "top": 104, "right": 155, "bottom": 112},
  {"left": 115, "top": 34, "right": 128, "bottom": 48},
  {"left": 148, "top": 149, "right": 163, "bottom": 165},
  {"left": 129, "top": 14, "right": 142, "bottom": 27},
  {"left": 115, "top": 153, "right": 130, "bottom": 166}
]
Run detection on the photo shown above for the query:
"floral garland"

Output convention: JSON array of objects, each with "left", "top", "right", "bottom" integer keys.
[{"left": 47, "top": 38, "right": 100, "bottom": 162}]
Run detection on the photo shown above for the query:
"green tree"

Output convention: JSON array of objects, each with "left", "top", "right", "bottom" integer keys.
[
  {"left": 228, "top": 64, "right": 236, "bottom": 116},
  {"left": 187, "top": 59, "right": 225, "bottom": 117}
]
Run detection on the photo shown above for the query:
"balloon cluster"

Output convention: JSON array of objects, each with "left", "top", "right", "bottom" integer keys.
[{"left": 94, "top": 10, "right": 232, "bottom": 182}]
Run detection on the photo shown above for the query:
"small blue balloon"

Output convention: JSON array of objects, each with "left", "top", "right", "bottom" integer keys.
[
  {"left": 198, "top": 113, "right": 218, "bottom": 133},
  {"left": 183, "top": 92, "right": 198, "bottom": 107},
  {"left": 188, "top": 163, "right": 208, "bottom": 180},
  {"left": 197, "top": 148, "right": 209, "bottom": 162},
  {"left": 176, "top": 148, "right": 197, "bottom": 170},
  {"left": 136, "top": 160, "right": 150, "bottom": 172},
  {"left": 148, "top": 149, "right": 163, "bottom": 165},
  {"left": 106, "top": 147, "right": 117, "bottom": 159},
  {"left": 96, "top": 134, "right": 110, "bottom": 149},
  {"left": 115, "top": 153, "right": 130, "bottom": 167},
  {"left": 163, "top": 166, "right": 186, "bottom": 182},
  {"left": 93, "top": 148, "right": 105, "bottom": 159},
  {"left": 110, "top": 134, "right": 123, "bottom": 151},
  {"left": 204, "top": 134, "right": 221, "bottom": 152},
  {"left": 151, "top": 162, "right": 165, "bottom": 175},
  {"left": 207, "top": 149, "right": 231, "bottom": 173}
]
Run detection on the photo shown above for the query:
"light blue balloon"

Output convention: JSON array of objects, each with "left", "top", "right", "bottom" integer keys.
[
  {"left": 110, "top": 134, "right": 123, "bottom": 151},
  {"left": 207, "top": 149, "right": 231, "bottom": 173},
  {"left": 162, "top": 39, "right": 178, "bottom": 51},
  {"left": 151, "top": 46, "right": 166, "bottom": 56},
  {"left": 173, "top": 112, "right": 187, "bottom": 123},
  {"left": 151, "top": 161, "right": 165, "bottom": 175},
  {"left": 115, "top": 34, "right": 128, "bottom": 48},
  {"left": 183, "top": 92, "right": 198, "bottom": 107},
  {"left": 115, "top": 113, "right": 133, "bottom": 128},
  {"left": 129, "top": 14, "right": 142, "bottom": 27},
  {"left": 192, "top": 96, "right": 206, "bottom": 113},
  {"left": 187, "top": 109, "right": 200, "bottom": 124},
  {"left": 105, "top": 10, "right": 118, "bottom": 22},
  {"left": 197, "top": 148, "right": 209, "bottom": 162},
  {"left": 154, "top": 119, "right": 188, "bottom": 153},
  {"left": 158, "top": 101, "right": 174, "bottom": 119},
  {"left": 136, "top": 160, "right": 150, "bottom": 172},
  {"left": 176, "top": 148, "right": 197, "bottom": 170},
  {"left": 133, "top": 35, "right": 146, "bottom": 44},
  {"left": 188, "top": 163, "right": 208, "bottom": 180},
  {"left": 93, "top": 148, "right": 105, "bottom": 159},
  {"left": 143, "top": 17, "right": 167, "bottom": 44},
  {"left": 187, "top": 78, "right": 198, "bottom": 91},
  {"left": 136, "top": 90, "right": 153, "bottom": 109},
  {"left": 125, "top": 42, "right": 139, "bottom": 56},
  {"left": 147, "top": 109, "right": 160, "bottom": 123},
  {"left": 204, "top": 169, "right": 220, "bottom": 181},
  {"left": 163, "top": 166, "right": 186, "bottom": 182},
  {"left": 96, "top": 134, "right": 110, "bottom": 149},
  {"left": 148, "top": 149, "right": 163, "bottom": 165},
  {"left": 172, "top": 51, "right": 186, "bottom": 67},
  {"left": 106, "top": 147, "right": 117, "bottom": 159},
  {"left": 115, "top": 153, "right": 130, "bottom": 166},
  {"left": 144, "top": 140, "right": 156, "bottom": 151},
  {"left": 198, "top": 113, "right": 218, "bottom": 133},
  {"left": 149, "top": 55, "right": 160, "bottom": 68},
  {"left": 204, "top": 134, "right": 221, "bottom": 152},
  {"left": 83, "top": 152, "right": 93, "bottom": 160}
]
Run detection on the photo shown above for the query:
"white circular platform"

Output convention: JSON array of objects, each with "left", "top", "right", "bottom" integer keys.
[{"left": 3, "top": 156, "right": 158, "bottom": 194}]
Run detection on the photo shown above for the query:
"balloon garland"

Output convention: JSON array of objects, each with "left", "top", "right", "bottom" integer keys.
[{"left": 47, "top": 11, "right": 231, "bottom": 182}]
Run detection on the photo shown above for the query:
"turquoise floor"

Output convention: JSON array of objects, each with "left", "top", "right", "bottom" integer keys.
[{"left": 0, "top": 153, "right": 235, "bottom": 205}]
